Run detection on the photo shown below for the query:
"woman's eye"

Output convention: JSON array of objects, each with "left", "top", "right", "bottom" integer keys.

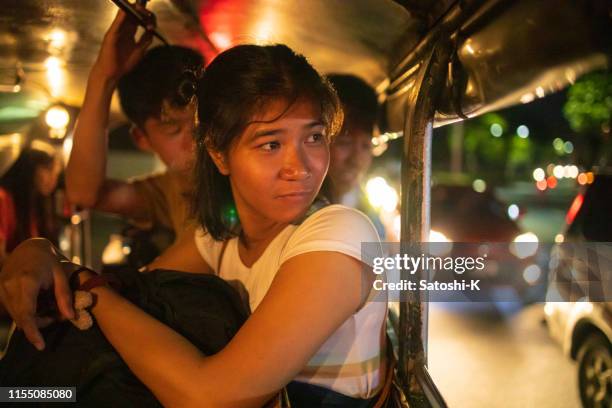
[
  {"left": 306, "top": 133, "right": 325, "bottom": 144},
  {"left": 259, "top": 141, "right": 281, "bottom": 151}
]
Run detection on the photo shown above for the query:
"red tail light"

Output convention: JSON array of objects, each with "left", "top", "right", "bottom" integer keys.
[{"left": 566, "top": 194, "right": 584, "bottom": 225}]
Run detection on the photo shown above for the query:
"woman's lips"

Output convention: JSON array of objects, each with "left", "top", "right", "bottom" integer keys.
[{"left": 276, "top": 191, "right": 313, "bottom": 200}]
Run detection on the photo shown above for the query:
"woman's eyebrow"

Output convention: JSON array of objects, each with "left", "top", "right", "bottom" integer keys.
[
  {"left": 252, "top": 128, "right": 282, "bottom": 139},
  {"left": 250, "top": 120, "right": 325, "bottom": 140}
]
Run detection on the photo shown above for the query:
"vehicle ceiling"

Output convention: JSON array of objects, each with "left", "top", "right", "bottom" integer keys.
[
  {"left": 0, "top": 0, "right": 609, "bottom": 128},
  {"left": 0, "top": 0, "right": 455, "bottom": 119}
]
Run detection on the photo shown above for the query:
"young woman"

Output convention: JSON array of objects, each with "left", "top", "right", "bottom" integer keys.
[
  {"left": 0, "top": 145, "right": 61, "bottom": 263},
  {"left": 0, "top": 44, "right": 387, "bottom": 407}
]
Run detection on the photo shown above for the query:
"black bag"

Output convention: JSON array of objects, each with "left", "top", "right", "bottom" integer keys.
[{"left": 0, "top": 268, "right": 249, "bottom": 407}]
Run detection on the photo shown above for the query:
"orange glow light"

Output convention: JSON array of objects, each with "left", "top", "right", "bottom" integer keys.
[
  {"left": 577, "top": 173, "right": 587, "bottom": 185},
  {"left": 536, "top": 180, "right": 547, "bottom": 191},
  {"left": 546, "top": 176, "right": 557, "bottom": 189},
  {"left": 586, "top": 172, "right": 595, "bottom": 184}
]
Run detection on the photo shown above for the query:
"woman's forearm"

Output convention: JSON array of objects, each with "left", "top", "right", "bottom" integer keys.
[{"left": 87, "top": 282, "right": 211, "bottom": 406}]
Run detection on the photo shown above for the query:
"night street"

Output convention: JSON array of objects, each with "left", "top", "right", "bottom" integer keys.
[{"left": 428, "top": 302, "right": 581, "bottom": 408}]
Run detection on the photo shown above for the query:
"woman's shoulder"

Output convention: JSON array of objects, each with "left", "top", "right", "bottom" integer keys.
[
  {"left": 279, "top": 205, "right": 381, "bottom": 264},
  {"left": 298, "top": 204, "right": 379, "bottom": 237},
  {"left": 193, "top": 227, "right": 230, "bottom": 272}
]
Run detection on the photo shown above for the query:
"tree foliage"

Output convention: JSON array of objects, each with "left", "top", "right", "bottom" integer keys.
[{"left": 563, "top": 71, "right": 612, "bottom": 134}]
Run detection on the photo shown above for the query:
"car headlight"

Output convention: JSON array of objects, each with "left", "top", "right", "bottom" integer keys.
[{"left": 510, "top": 232, "right": 539, "bottom": 259}]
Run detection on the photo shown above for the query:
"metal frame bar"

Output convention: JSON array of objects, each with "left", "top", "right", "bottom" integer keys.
[{"left": 398, "top": 35, "right": 452, "bottom": 408}]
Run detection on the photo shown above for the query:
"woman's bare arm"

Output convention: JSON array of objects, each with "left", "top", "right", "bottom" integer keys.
[
  {"left": 82, "top": 250, "right": 369, "bottom": 407},
  {"left": 0, "top": 230, "right": 210, "bottom": 349}
]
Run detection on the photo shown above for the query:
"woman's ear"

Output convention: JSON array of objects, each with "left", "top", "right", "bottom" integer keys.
[
  {"left": 130, "top": 126, "right": 153, "bottom": 153},
  {"left": 207, "top": 148, "right": 230, "bottom": 175}
]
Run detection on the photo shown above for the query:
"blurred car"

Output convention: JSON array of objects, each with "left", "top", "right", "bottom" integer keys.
[
  {"left": 545, "top": 172, "right": 612, "bottom": 408},
  {"left": 429, "top": 185, "right": 545, "bottom": 300},
  {"left": 431, "top": 185, "right": 522, "bottom": 242}
]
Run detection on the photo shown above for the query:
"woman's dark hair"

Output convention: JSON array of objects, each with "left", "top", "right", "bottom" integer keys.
[
  {"left": 194, "top": 44, "right": 343, "bottom": 240},
  {"left": 327, "top": 74, "right": 378, "bottom": 134},
  {"left": 118, "top": 45, "right": 204, "bottom": 128},
  {"left": 0, "top": 146, "right": 59, "bottom": 247}
]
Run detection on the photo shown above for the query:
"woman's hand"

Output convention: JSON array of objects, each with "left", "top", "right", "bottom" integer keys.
[
  {"left": 0, "top": 238, "right": 75, "bottom": 350},
  {"left": 91, "top": 6, "right": 155, "bottom": 84}
]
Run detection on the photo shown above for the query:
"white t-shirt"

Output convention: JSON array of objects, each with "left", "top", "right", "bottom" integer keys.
[{"left": 194, "top": 205, "right": 387, "bottom": 398}]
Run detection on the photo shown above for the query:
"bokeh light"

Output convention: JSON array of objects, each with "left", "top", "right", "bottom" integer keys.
[
  {"left": 507, "top": 204, "right": 520, "bottom": 220},
  {"left": 472, "top": 179, "right": 486, "bottom": 193},
  {"left": 532, "top": 168, "right": 545, "bottom": 181},
  {"left": 490, "top": 123, "right": 503, "bottom": 137},
  {"left": 517, "top": 125, "right": 529, "bottom": 138}
]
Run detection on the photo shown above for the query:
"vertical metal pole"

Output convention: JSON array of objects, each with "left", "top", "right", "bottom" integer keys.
[
  {"left": 69, "top": 208, "right": 92, "bottom": 268},
  {"left": 398, "top": 42, "right": 451, "bottom": 406}
]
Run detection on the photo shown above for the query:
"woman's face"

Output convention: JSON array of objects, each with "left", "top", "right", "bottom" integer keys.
[
  {"left": 35, "top": 157, "right": 61, "bottom": 197},
  {"left": 214, "top": 98, "right": 330, "bottom": 228}
]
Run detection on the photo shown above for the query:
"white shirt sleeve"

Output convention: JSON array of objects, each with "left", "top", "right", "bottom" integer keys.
[
  {"left": 279, "top": 205, "right": 382, "bottom": 267},
  {"left": 193, "top": 227, "right": 226, "bottom": 273}
]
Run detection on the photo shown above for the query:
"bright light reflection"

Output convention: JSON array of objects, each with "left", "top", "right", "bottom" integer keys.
[
  {"left": 586, "top": 172, "right": 594, "bottom": 184},
  {"left": 563, "top": 141, "right": 574, "bottom": 154},
  {"left": 393, "top": 214, "right": 401, "bottom": 241},
  {"left": 472, "top": 179, "right": 486, "bottom": 193},
  {"left": 517, "top": 125, "right": 529, "bottom": 138},
  {"left": 366, "top": 177, "right": 398, "bottom": 213},
  {"left": 62, "top": 134, "right": 73, "bottom": 166},
  {"left": 520, "top": 93, "right": 535, "bottom": 104},
  {"left": 429, "top": 230, "right": 453, "bottom": 257},
  {"left": 507, "top": 204, "right": 519, "bottom": 220},
  {"left": 209, "top": 32, "right": 232, "bottom": 50},
  {"left": 553, "top": 165, "right": 564, "bottom": 179},
  {"left": 532, "top": 168, "right": 545, "bottom": 182},
  {"left": 490, "top": 123, "right": 503, "bottom": 137},
  {"left": 523, "top": 264, "right": 541, "bottom": 284},
  {"left": 45, "top": 56, "right": 65, "bottom": 98},
  {"left": 45, "top": 105, "right": 70, "bottom": 129},
  {"left": 510, "top": 232, "right": 539, "bottom": 259},
  {"left": 253, "top": 8, "right": 276, "bottom": 44},
  {"left": 48, "top": 29, "right": 67, "bottom": 52},
  {"left": 554, "top": 233, "right": 564, "bottom": 243}
]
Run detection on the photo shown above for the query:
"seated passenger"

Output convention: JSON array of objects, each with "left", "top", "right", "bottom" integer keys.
[
  {"left": 325, "top": 74, "right": 386, "bottom": 239},
  {"left": 0, "top": 144, "right": 61, "bottom": 264},
  {"left": 0, "top": 43, "right": 387, "bottom": 407},
  {"left": 66, "top": 8, "right": 204, "bottom": 242}
]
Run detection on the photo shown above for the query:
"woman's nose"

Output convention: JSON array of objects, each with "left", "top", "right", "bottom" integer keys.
[{"left": 280, "top": 148, "right": 311, "bottom": 180}]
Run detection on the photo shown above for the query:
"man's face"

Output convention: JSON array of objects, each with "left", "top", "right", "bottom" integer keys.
[
  {"left": 140, "top": 103, "right": 196, "bottom": 173},
  {"left": 328, "top": 123, "right": 373, "bottom": 196}
]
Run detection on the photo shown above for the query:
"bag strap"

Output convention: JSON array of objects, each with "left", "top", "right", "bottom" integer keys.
[{"left": 371, "top": 337, "right": 397, "bottom": 408}]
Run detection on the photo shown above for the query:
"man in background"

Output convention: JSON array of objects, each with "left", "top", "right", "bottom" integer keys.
[
  {"left": 326, "top": 74, "right": 386, "bottom": 239},
  {"left": 66, "top": 9, "right": 204, "bottom": 243}
]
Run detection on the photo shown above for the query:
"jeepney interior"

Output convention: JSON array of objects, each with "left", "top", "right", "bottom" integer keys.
[{"left": 1, "top": 1, "right": 610, "bottom": 406}]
